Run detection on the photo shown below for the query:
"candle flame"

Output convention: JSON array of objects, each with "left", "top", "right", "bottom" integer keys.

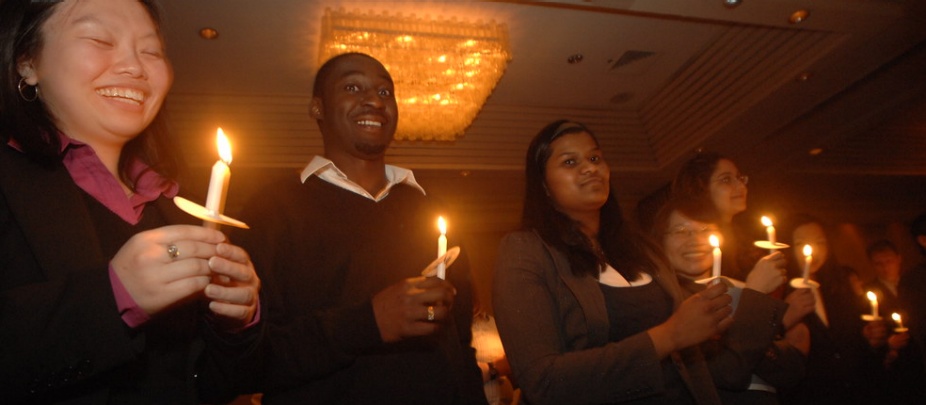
[
  {"left": 216, "top": 128, "right": 232, "bottom": 164},
  {"left": 867, "top": 291, "right": 877, "bottom": 302},
  {"left": 803, "top": 244, "right": 813, "bottom": 257},
  {"left": 893, "top": 312, "right": 902, "bottom": 322},
  {"left": 437, "top": 216, "right": 447, "bottom": 235},
  {"left": 761, "top": 216, "right": 773, "bottom": 227},
  {"left": 709, "top": 234, "right": 719, "bottom": 247}
]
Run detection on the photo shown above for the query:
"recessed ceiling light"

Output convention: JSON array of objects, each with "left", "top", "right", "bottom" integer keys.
[
  {"left": 723, "top": 0, "right": 742, "bottom": 8},
  {"left": 199, "top": 27, "right": 219, "bottom": 40},
  {"left": 567, "top": 54, "right": 584, "bottom": 64},
  {"left": 789, "top": 10, "right": 809, "bottom": 24}
]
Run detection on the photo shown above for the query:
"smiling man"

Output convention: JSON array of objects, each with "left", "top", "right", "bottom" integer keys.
[{"left": 233, "top": 53, "right": 487, "bottom": 404}]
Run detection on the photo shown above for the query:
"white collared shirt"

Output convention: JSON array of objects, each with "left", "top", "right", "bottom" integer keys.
[{"left": 300, "top": 155, "right": 426, "bottom": 202}]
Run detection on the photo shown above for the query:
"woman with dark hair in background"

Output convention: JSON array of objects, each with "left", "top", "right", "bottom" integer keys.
[
  {"left": 493, "top": 120, "right": 733, "bottom": 404},
  {"left": 0, "top": 1, "right": 260, "bottom": 402},
  {"left": 779, "top": 214, "right": 872, "bottom": 405}
]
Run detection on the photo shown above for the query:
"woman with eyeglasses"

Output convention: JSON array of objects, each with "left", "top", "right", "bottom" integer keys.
[
  {"left": 652, "top": 197, "right": 813, "bottom": 405},
  {"left": 493, "top": 120, "right": 734, "bottom": 404},
  {"left": 671, "top": 152, "right": 786, "bottom": 295}
]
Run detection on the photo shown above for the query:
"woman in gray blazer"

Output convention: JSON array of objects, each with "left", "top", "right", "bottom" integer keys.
[{"left": 493, "top": 120, "right": 733, "bottom": 405}]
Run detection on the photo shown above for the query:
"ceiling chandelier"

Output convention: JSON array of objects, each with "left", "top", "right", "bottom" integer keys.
[{"left": 318, "top": 8, "right": 511, "bottom": 141}]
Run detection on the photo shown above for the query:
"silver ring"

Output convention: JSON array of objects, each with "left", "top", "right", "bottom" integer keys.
[
  {"left": 426, "top": 306, "right": 435, "bottom": 322},
  {"left": 167, "top": 244, "right": 180, "bottom": 260}
]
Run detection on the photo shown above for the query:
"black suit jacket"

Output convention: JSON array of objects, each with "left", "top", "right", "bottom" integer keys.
[{"left": 0, "top": 144, "right": 257, "bottom": 404}]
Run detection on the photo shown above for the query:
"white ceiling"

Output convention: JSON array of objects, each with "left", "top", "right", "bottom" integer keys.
[{"left": 159, "top": 0, "right": 926, "bottom": 229}]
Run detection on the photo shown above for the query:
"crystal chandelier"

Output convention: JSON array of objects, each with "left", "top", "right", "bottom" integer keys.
[{"left": 318, "top": 8, "right": 511, "bottom": 141}]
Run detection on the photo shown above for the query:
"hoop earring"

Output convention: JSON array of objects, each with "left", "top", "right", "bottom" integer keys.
[{"left": 18, "top": 77, "right": 38, "bottom": 102}]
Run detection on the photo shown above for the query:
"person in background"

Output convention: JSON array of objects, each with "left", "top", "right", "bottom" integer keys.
[
  {"left": 863, "top": 239, "right": 925, "bottom": 404},
  {"left": 493, "top": 120, "right": 733, "bottom": 405},
  {"left": 0, "top": 0, "right": 260, "bottom": 403},
  {"left": 899, "top": 211, "right": 926, "bottom": 382},
  {"left": 779, "top": 214, "right": 872, "bottom": 405},
  {"left": 865, "top": 240, "right": 904, "bottom": 323},
  {"left": 233, "top": 52, "right": 486, "bottom": 404},
  {"left": 653, "top": 197, "right": 811, "bottom": 405},
  {"left": 670, "top": 152, "right": 785, "bottom": 295}
]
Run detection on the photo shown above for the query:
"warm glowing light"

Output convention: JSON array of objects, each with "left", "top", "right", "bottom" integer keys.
[
  {"left": 205, "top": 128, "right": 233, "bottom": 221},
  {"left": 761, "top": 216, "right": 776, "bottom": 246},
  {"left": 216, "top": 128, "right": 232, "bottom": 164},
  {"left": 437, "top": 216, "right": 448, "bottom": 279},
  {"left": 709, "top": 234, "right": 721, "bottom": 279},
  {"left": 438, "top": 216, "right": 447, "bottom": 235},
  {"left": 198, "top": 27, "right": 219, "bottom": 40},
  {"left": 893, "top": 312, "right": 905, "bottom": 329},
  {"left": 866, "top": 291, "right": 879, "bottom": 318},
  {"left": 319, "top": 8, "right": 510, "bottom": 141},
  {"left": 789, "top": 9, "right": 809, "bottom": 24},
  {"left": 802, "top": 244, "right": 813, "bottom": 282}
]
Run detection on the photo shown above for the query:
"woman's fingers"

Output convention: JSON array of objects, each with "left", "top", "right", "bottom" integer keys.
[
  {"left": 204, "top": 282, "right": 256, "bottom": 305},
  {"left": 204, "top": 242, "right": 260, "bottom": 326},
  {"left": 112, "top": 226, "right": 232, "bottom": 316}
]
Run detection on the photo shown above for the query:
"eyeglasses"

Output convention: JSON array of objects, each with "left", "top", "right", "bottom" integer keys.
[
  {"left": 664, "top": 226, "right": 717, "bottom": 238},
  {"left": 713, "top": 174, "right": 748, "bottom": 186}
]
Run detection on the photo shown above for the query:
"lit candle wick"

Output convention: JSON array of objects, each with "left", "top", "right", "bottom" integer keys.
[
  {"left": 802, "top": 244, "right": 813, "bottom": 284},
  {"left": 893, "top": 312, "right": 905, "bottom": 330},
  {"left": 761, "top": 216, "right": 776, "bottom": 254},
  {"left": 866, "top": 291, "right": 879, "bottom": 318}
]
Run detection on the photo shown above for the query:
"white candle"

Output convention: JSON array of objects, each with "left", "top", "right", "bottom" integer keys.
[
  {"left": 866, "top": 291, "right": 879, "bottom": 318},
  {"left": 893, "top": 312, "right": 905, "bottom": 329},
  {"left": 436, "top": 216, "right": 447, "bottom": 279},
  {"left": 802, "top": 244, "right": 813, "bottom": 284},
  {"left": 205, "top": 128, "right": 232, "bottom": 228},
  {"left": 761, "top": 216, "right": 776, "bottom": 245},
  {"left": 709, "top": 234, "right": 721, "bottom": 279}
]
